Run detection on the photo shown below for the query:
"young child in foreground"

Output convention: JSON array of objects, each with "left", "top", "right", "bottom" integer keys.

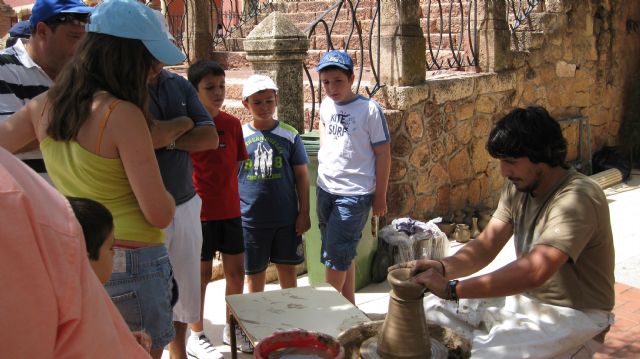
[
  {"left": 239, "top": 74, "right": 311, "bottom": 293},
  {"left": 187, "top": 60, "right": 253, "bottom": 356},
  {"left": 316, "top": 50, "right": 391, "bottom": 304},
  {"left": 67, "top": 196, "right": 152, "bottom": 353}
]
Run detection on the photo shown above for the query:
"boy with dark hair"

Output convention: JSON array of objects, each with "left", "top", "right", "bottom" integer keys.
[
  {"left": 239, "top": 74, "right": 310, "bottom": 295},
  {"left": 67, "top": 196, "right": 115, "bottom": 284},
  {"left": 315, "top": 50, "right": 391, "bottom": 304},
  {"left": 186, "top": 60, "right": 250, "bottom": 357}
]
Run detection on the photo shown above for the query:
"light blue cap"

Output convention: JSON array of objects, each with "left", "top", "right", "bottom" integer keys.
[{"left": 86, "top": 0, "right": 185, "bottom": 65}]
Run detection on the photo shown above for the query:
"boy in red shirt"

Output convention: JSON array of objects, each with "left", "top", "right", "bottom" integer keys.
[{"left": 187, "top": 60, "right": 253, "bottom": 356}]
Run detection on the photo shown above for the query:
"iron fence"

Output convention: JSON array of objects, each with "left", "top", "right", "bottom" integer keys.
[{"left": 506, "top": 0, "right": 543, "bottom": 33}]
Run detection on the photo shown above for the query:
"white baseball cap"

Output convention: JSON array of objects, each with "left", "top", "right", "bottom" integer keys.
[{"left": 242, "top": 74, "right": 278, "bottom": 100}]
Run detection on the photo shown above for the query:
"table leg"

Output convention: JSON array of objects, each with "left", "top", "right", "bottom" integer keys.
[{"left": 230, "top": 314, "right": 237, "bottom": 359}]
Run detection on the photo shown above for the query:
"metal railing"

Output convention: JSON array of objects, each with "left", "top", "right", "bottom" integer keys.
[
  {"left": 156, "top": 0, "right": 480, "bottom": 130},
  {"left": 507, "top": 0, "right": 543, "bottom": 33},
  {"left": 424, "top": 0, "right": 478, "bottom": 70}
]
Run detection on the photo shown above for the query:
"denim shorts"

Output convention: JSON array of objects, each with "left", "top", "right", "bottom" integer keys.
[
  {"left": 317, "top": 187, "right": 373, "bottom": 271},
  {"left": 243, "top": 224, "right": 304, "bottom": 275},
  {"left": 104, "top": 245, "right": 175, "bottom": 350}
]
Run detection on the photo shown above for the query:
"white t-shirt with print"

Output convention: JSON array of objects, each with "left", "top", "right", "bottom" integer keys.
[{"left": 317, "top": 95, "right": 390, "bottom": 195}]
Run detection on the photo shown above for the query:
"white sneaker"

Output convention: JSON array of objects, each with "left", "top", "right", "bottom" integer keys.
[
  {"left": 223, "top": 323, "right": 254, "bottom": 353},
  {"left": 187, "top": 334, "right": 224, "bottom": 359}
]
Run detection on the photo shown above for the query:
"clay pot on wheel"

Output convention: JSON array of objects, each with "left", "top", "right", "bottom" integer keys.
[{"left": 377, "top": 268, "right": 431, "bottom": 358}]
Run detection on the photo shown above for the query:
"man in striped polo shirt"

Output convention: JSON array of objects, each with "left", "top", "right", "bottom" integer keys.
[{"left": 0, "top": 0, "right": 92, "bottom": 173}]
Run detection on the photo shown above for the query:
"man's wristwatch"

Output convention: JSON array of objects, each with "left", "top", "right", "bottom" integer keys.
[
  {"left": 167, "top": 141, "right": 176, "bottom": 150},
  {"left": 447, "top": 279, "right": 459, "bottom": 302}
]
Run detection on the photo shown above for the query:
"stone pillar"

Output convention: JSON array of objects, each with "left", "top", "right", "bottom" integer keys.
[
  {"left": 372, "top": 0, "right": 426, "bottom": 86},
  {"left": 185, "top": 0, "right": 213, "bottom": 63},
  {"left": 244, "top": 12, "right": 309, "bottom": 133},
  {"left": 477, "top": 0, "right": 511, "bottom": 72}
]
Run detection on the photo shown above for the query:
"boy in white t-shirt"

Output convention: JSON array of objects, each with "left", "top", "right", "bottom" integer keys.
[{"left": 316, "top": 50, "right": 391, "bottom": 303}]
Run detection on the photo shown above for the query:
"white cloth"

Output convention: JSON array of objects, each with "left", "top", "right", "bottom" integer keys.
[
  {"left": 424, "top": 294, "right": 613, "bottom": 359},
  {"left": 317, "top": 95, "right": 390, "bottom": 195},
  {"left": 164, "top": 194, "right": 203, "bottom": 323}
]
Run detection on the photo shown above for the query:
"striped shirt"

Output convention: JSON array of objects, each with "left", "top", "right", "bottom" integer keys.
[
  {"left": 0, "top": 40, "right": 51, "bottom": 162},
  {"left": 0, "top": 40, "right": 51, "bottom": 120}
]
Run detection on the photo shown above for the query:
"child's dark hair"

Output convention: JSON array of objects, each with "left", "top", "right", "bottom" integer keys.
[
  {"left": 319, "top": 65, "right": 354, "bottom": 78},
  {"left": 188, "top": 60, "right": 225, "bottom": 88},
  {"left": 486, "top": 106, "right": 568, "bottom": 168},
  {"left": 67, "top": 197, "right": 114, "bottom": 260}
]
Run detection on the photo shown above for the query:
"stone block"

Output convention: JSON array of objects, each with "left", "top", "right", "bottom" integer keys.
[
  {"left": 392, "top": 133, "right": 413, "bottom": 157},
  {"left": 435, "top": 185, "right": 451, "bottom": 216},
  {"left": 390, "top": 159, "right": 408, "bottom": 182},
  {"left": 472, "top": 114, "right": 493, "bottom": 138},
  {"left": 406, "top": 111, "right": 424, "bottom": 140},
  {"left": 409, "top": 143, "right": 431, "bottom": 169},
  {"left": 384, "top": 110, "right": 404, "bottom": 134},
  {"left": 379, "top": 84, "right": 431, "bottom": 110},
  {"left": 475, "top": 72, "right": 517, "bottom": 95},
  {"left": 430, "top": 76, "right": 476, "bottom": 104},
  {"left": 472, "top": 139, "right": 492, "bottom": 174},
  {"left": 415, "top": 195, "right": 437, "bottom": 218},
  {"left": 454, "top": 119, "right": 473, "bottom": 145},
  {"left": 387, "top": 183, "right": 415, "bottom": 218},
  {"left": 450, "top": 184, "right": 469, "bottom": 210},
  {"left": 476, "top": 95, "right": 496, "bottom": 114},
  {"left": 556, "top": 61, "right": 576, "bottom": 78},
  {"left": 456, "top": 102, "right": 475, "bottom": 121},
  {"left": 448, "top": 149, "right": 472, "bottom": 183},
  {"left": 430, "top": 139, "right": 446, "bottom": 162},
  {"left": 417, "top": 162, "right": 448, "bottom": 195},
  {"left": 425, "top": 114, "right": 445, "bottom": 142}
]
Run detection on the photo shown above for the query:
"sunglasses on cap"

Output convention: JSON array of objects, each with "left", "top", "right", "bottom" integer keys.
[{"left": 45, "top": 13, "right": 91, "bottom": 26}]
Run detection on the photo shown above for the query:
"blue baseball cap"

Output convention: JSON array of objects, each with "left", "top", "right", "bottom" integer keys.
[
  {"left": 87, "top": 0, "right": 185, "bottom": 65},
  {"left": 316, "top": 50, "right": 354, "bottom": 72},
  {"left": 29, "top": 0, "right": 93, "bottom": 28},
  {"left": 9, "top": 21, "right": 31, "bottom": 38}
]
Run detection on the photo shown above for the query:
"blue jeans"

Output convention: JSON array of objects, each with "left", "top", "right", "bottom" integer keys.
[
  {"left": 104, "top": 245, "right": 175, "bottom": 350},
  {"left": 317, "top": 187, "right": 373, "bottom": 271}
]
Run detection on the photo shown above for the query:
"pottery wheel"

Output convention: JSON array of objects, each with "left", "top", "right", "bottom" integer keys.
[{"left": 359, "top": 336, "right": 448, "bottom": 359}]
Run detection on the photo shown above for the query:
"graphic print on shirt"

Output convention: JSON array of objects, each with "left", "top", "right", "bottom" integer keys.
[
  {"left": 245, "top": 136, "right": 283, "bottom": 180},
  {"left": 327, "top": 110, "right": 355, "bottom": 139}
]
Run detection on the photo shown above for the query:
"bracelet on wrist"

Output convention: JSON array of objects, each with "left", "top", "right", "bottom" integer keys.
[{"left": 436, "top": 260, "right": 446, "bottom": 277}]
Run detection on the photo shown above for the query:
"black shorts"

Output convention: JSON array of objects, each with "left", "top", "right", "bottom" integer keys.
[
  {"left": 243, "top": 224, "right": 304, "bottom": 275},
  {"left": 201, "top": 217, "right": 244, "bottom": 261}
]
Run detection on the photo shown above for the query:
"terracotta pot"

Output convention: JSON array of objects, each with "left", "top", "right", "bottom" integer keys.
[
  {"left": 377, "top": 268, "right": 431, "bottom": 358},
  {"left": 452, "top": 224, "right": 471, "bottom": 243},
  {"left": 436, "top": 222, "right": 455, "bottom": 237}
]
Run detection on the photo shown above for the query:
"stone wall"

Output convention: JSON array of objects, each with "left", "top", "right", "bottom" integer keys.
[{"left": 379, "top": 0, "right": 640, "bottom": 222}]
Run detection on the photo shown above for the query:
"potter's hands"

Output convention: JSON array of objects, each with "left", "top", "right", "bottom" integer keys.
[
  {"left": 410, "top": 268, "right": 449, "bottom": 299},
  {"left": 388, "top": 258, "right": 444, "bottom": 277}
]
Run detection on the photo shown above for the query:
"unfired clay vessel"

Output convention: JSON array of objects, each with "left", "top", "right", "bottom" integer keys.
[{"left": 377, "top": 268, "right": 431, "bottom": 358}]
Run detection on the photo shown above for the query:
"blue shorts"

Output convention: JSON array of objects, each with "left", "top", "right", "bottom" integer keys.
[
  {"left": 243, "top": 224, "right": 304, "bottom": 275},
  {"left": 317, "top": 187, "right": 373, "bottom": 271},
  {"left": 104, "top": 246, "right": 175, "bottom": 350}
]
